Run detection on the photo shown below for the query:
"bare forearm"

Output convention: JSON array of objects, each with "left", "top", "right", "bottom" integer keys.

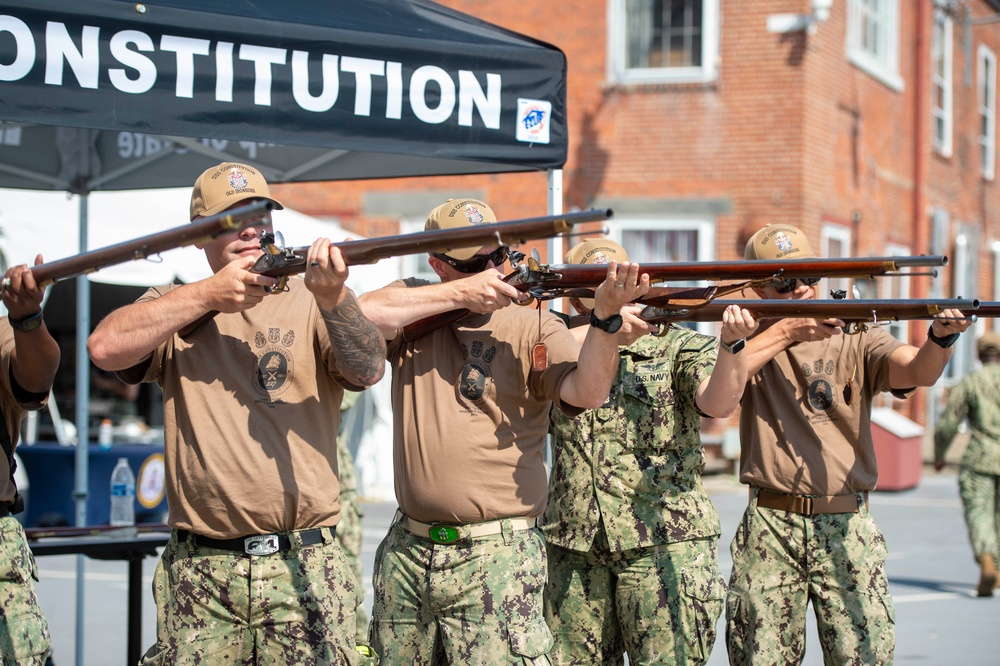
[
  {"left": 696, "top": 351, "right": 749, "bottom": 417},
  {"left": 559, "top": 328, "right": 621, "bottom": 409},
  {"left": 889, "top": 343, "right": 953, "bottom": 388},
  {"left": 359, "top": 283, "right": 469, "bottom": 338},
  {"left": 321, "top": 293, "right": 387, "bottom": 388},
  {"left": 11, "top": 327, "right": 60, "bottom": 393},
  {"left": 88, "top": 285, "right": 212, "bottom": 370}
]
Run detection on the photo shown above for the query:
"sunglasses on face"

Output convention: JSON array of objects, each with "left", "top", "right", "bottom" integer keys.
[
  {"left": 771, "top": 276, "right": 821, "bottom": 294},
  {"left": 432, "top": 246, "right": 509, "bottom": 274}
]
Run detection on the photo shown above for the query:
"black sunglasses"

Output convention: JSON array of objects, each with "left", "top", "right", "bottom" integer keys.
[
  {"left": 772, "top": 276, "right": 821, "bottom": 294},
  {"left": 432, "top": 246, "right": 508, "bottom": 274}
]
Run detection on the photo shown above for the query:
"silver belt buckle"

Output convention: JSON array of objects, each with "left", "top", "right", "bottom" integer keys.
[{"left": 244, "top": 534, "right": 280, "bottom": 556}]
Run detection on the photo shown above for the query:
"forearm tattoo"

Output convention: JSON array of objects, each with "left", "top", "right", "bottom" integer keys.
[{"left": 321, "top": 295, "right": 387, "bottom": 387}]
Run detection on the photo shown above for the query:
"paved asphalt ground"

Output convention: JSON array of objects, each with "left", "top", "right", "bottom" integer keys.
[{"left": 33, "top": 468, "right": 999, "bottom": 665}]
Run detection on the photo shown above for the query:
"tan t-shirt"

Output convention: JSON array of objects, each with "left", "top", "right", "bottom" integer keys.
[
  {"left": 386, "top": 278, "right": 581, "bottom": 523},
  {"left": 120, "top": 279, "right": 353, "bottom": 539},
  {"left": 739, "top": 326, "right": 908, "bottom": 496},
  {"left": 0, "top": 320, "right": 47, "bottom": 504}
]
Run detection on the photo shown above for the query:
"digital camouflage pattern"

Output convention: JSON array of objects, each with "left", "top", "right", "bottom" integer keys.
[
  {"left": 0, "top": 517, "right": 51, "bottom": 665},
  {"left": 542, "top": 326, "right": 724, "bottom": 665},
  {"left": 337, "top": 422, "right": 368, "bottom": 644},
  {"left": 141, "top": 530, "right": 373, "bottom": 665},
  {"left": 934, "top": 363, "right": 1000, "bottom": 564},
  {"left": 725, "top": 495, "right": 895, "bottom": 666},
  {"left": 370, "top": 521, "right": 552, "bottom": 665},
  {"left": 545, "top": 537, "right": 725, "bottom": 666},
  {"left": 934, "top": 363, "right": 1000, "bottom": 475},
  {"left": 543, "top": 327, "right": 721, "bottom": 553},
  {"left": 958, "top": 469, "right": 1000, "bottom": 565}
]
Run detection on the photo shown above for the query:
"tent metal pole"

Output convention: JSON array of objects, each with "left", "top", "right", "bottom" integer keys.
[
  {"left": 546, "top": 169, "right": 563, "bottom": 264},
  {"left": 73, "top": 193, "right": 91, "bottom": 666}
]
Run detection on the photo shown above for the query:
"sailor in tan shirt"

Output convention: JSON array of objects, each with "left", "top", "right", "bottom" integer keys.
[
  {"left": 358, "top": 198, "right": 649, "bottom": 665},
  {"left": 88, "top": 163, "right": 386, "bottom": 665},
  {"left": 725, "top": 224, "right": 972, "bottom": 666},
  {"left": 0, "top": 255, "right": 60, "bottom": 665}
]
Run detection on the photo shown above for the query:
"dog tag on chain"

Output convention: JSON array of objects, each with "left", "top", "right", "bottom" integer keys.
[{"left": 532, "top": 343, "right": 549, "bottom": 371}]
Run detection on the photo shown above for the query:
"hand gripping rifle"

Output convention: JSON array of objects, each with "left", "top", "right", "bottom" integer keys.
[
  {"left": 179, "top": 208, "right": 611, "bottom": 337},
  {"left": 402, "top": 254, "right": 948, "bottom": 341},
  {"left": 0, "top": 200, "right": 274, "bottom": 294},
  {"left": 638, "top": 298, "right": 980, "bottom": 334}
]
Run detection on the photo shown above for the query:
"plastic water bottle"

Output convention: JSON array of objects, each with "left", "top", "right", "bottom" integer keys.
[
  {"left": 98, "top": 418, "right": 114, "bottom": 449},
  {"left": 109, "top": 457, "right": 136, "bottom": 527}
]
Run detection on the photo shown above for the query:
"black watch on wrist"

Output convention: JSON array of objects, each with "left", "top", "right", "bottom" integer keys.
[
  {"left": 9, "top": 311, "right": 43, "bottom": 333},
  {"left": 589, "top": 310, "right": 623, "bottom": 333},
  {"left": 720, "top": 337, "right": 746, "bottom": 354},
  {"left": 927, "top": 324, "right": 960, "bottom": 349}
]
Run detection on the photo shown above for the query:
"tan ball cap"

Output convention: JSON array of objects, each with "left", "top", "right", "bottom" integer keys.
[
  {"left": 978, "top": 331, "right": 1000, "bottom": 355},
  {"left": 564, "top": 238, "right": 629, "bottom": 309},
  {"left": 744, "top": 224, "right": 816, "bottom": 261},
  {"left": 189, "top": 162, "right": 284, "bottom": 221},
  {"left": 424, "top": 198, "right": 498, "bottom": 260}
]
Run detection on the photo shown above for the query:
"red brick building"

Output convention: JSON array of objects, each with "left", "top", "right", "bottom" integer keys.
[{"left": 273, "top": 0, "right": 1000, "bottom": 427}]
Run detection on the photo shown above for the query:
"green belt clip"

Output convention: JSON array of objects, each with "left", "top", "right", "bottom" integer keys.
[{"left": 429, "top": 524, "right": 460, "bottom": 544}]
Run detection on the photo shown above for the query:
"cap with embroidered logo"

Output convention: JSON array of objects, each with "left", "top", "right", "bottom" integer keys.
[
  {"left": 189, "top": 162, "right": 284, "bottom": 221},
  {"left": 564, "top": 238, "right": 629, "bottom": 309},
  {"left": 424, "top": 198, "right": 498, "bottom": 260},
  {"left": 744, "top": 224, "right": 816, "bottom": 261}
]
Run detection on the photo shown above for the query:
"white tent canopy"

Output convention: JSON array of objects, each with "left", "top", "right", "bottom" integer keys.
[{"left": 0, "top": 187, "right": 390, "bottom": 293}]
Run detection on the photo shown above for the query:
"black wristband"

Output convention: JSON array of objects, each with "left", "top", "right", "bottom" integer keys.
[
  {"left": 9, "top": 311, "right": 43, "bottom": 333},
  {"left": 927, "top": 324, "right": 960, "bottom": 349}
]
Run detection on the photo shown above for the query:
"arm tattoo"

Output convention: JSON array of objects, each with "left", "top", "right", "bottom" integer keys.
[{"left": 321, "top": 294, "right": 387, "bottom": 387}]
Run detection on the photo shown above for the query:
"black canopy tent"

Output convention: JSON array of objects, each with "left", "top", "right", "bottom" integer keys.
[
  {"left": 0, "top": 2, "right": 566, "bottom": 662},
  {"left": 0, "top": 0, "right": 565, "bottom": 191}
]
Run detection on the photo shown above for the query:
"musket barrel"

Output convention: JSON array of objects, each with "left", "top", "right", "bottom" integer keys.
[
  {"left": 518, "top": 256, "right": 949, "bottom": 289},
  {"left": 254, "top": 208, "right": 610, "bottom": 277}
]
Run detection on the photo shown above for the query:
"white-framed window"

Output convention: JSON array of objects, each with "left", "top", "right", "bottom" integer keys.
[
  {"left": 979, "top": 45, "right": 997, "bottom": 181},
  {"left": 607, "top": 216, "right": 716, "bottom": 333},
  {"left": 946, "top": 231, "right": 975, "bottom": 381},
  {"left": 931, "top": 9, "right": 953, "bottom": 156},
  {"left": 847, "top": 0, "right": 903, "bottom": 91},
  {"left": 821, "top": 222, "right": 852, "bottom": 299},
  {"left": 881, "top": 242, "right": 911, "bottom": 342},
  {"left": 608, "top": 0, "right": 720, "bottom": 85}
]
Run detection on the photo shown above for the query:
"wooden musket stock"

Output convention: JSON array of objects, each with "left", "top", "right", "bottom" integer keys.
[
  {"left": 1, "top": 200, "right": 274, "bottom": 293},
  {"left": 402, "top": 255, "right": 950, "bottom": 341},
  {"left": 640, "top": 298, "right": 980, "bottom": 332}
]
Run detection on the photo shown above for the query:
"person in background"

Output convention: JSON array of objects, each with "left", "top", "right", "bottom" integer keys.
[
  {"left": 725, "top": 223, "right": 972, "bottom": 665},
  {"left": 933, "top": 330, "right": 1000, "bottom": 598},
  {"left": 543, "top": 238, "right": 758, "bottom": 665},
  {"left": 0, "top": 256, "right": 60, "bottom": 665},
  {"left": 87, "top": 162, "right": 385, "bottom": 665},
  {"left": 358, "top": 198, "right": 648, "bottom": 664}
]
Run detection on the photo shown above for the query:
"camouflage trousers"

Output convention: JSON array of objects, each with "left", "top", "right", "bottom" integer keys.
[
  {"left": 140, "top": 527, "right": 373, "bottom": 666},
  {"left": 370, "top": 517, "right": 553, "bottom": 665},
  {"left": 726, "top": 492, "right": 895, "bottom": 666},
  {"left": 544, "top": 535, "right": 725, "bottom": 666},
  {"left": 338, "top": 491, "right": 368, "bottom": 644},
  {"left": 0, "top": 517, "right": 51, "bottom": 665},
  {"left": 958, "top": 467, "right": 1000, "bottom": 562}
]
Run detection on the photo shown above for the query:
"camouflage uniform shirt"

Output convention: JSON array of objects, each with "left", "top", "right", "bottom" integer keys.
[
  {"left": 935, "top": 363, "right": 1000, "bottom": 474},
  {"left": 543, "top": 325, "right": 719, "bottom": 552}
]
